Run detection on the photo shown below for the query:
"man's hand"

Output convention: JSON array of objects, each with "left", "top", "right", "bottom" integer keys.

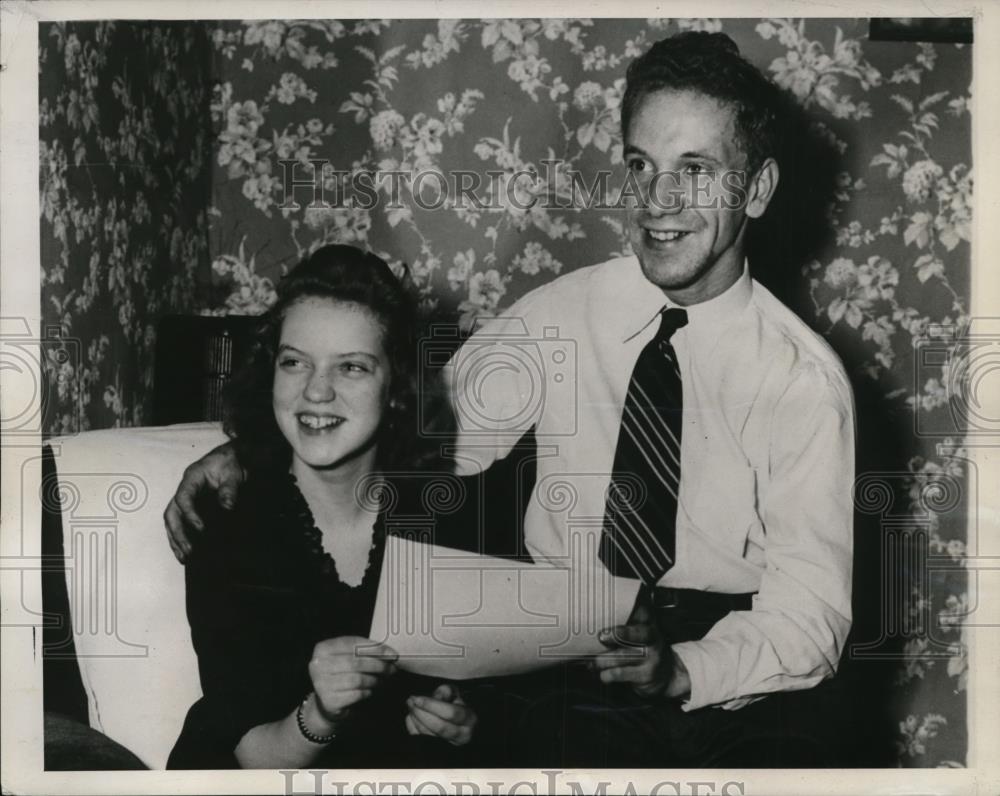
[
  {"left": 163, "top": 442, "right": 244, "bottom": 563},
  {"left": 594, "top": 602, "right": 690, "bottom": 699},
  {"left": 405, "top": 684, "right": 478, "bottom": 746}
]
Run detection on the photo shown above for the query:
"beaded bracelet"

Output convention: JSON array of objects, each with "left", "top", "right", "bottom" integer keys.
[{"left": 296, "top": 696, "right": 337, "bottom": 745}]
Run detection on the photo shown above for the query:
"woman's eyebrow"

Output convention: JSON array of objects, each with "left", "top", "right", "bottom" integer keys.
[
  {"left": 280, "top": 345, "right": 378, "bottom": 360},
  {"left": 334, "top": 351, "right": 379, "bottom": 361}
]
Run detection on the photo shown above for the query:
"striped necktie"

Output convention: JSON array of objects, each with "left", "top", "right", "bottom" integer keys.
[{"left": 599, "top": 307, "right": 688, "bottom": 584}]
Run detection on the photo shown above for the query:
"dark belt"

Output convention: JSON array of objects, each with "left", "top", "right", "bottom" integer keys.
[{"left": 647, "top": 585, "right": 755, "bottom": 613}]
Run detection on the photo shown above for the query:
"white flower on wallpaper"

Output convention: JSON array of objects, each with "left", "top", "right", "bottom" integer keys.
[
  {"left": 369, "top": 109, "right": 405, "bottom": 149},
  {"left": 406, "top": 19, "right": 466, "bottom": 69},
  {"left": 225, "top": 20, "right": 347, "bottom": 70},
  {"left": 757, "top": 18, "right": 880, "bottom": 119},
  {"left": 450, "top": 240, "right": 566, "bottom": 329},
  {"left": 472, "top": 127, "right": 586, "bottom": 245},
  {"left": 898, "top": 713, "right": 948, "bottom": 758},
  {"left": 513, "top": 240, "right": 563, "bottom": 277},
  {"left": 902, "top": 158, "right": 944, "bottom": 202},
  {"left": 448, "top": 248, "right": 477, "bottom": 290},
  {"left": 270, "top": 71, "right": 317, "bottom": 104},
  {"left": 205, "top": 239, "right": 278, "bottom": 316},
  {"left": 582, "top": 29, "right": 652, "bottom": 71},
  {"left": 464, "top": 268, "right": 506, "bottom": 316},
  {"left": 573, "top": 78, "right": 625, "bottom": 157},
  {"left": 676, "top": 19, "right": 724, "bottom": 34},
  {"left": 891, "top": 42, "right": 937, "bottom": 84}
]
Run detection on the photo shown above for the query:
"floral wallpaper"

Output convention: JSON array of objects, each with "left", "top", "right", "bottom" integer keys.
[
  {"left": 39, "top": 18, "right": 972, "bottom": 767},
  {"left": 39, "top": 21, "right": 212, "bottom": 434}
]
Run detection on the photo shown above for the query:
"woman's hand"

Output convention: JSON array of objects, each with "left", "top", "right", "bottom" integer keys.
[
  {"left": 405, "top": 684, "right": 477, "bottom": 746},
  {"left": 308, "top": 637, "right": 398, "bottom": 722}
]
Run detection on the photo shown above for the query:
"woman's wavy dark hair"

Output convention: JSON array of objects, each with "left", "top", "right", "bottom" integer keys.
[{"left": 223, "top": 244, "right": 452, "bottom": 476}]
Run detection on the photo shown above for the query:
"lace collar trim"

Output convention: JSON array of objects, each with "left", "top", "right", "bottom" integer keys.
[{"left": 272, "top": 470, "right": 386, "bottom": 591}]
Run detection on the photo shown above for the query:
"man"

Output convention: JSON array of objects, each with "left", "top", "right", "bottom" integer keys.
[{"left": 165, "top": 32, "right": 854, "bottom": 766}]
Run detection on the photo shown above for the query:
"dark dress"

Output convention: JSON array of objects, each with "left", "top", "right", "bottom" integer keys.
[{"left": 167, "top": 469, "right": 473, "bottom": 769}]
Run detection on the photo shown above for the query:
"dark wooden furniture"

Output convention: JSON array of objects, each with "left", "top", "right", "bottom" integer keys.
[{"left": 152, "top": 314, "right": 259, "bottom": 425}]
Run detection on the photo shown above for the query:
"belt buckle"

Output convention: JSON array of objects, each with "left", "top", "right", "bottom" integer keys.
[{"left": 651, "top": 586, "right": 680, "bottom": 610}]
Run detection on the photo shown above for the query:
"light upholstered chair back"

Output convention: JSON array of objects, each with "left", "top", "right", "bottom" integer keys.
[{"left": 47, "top": 423, "right": 227, "bottom": 769}]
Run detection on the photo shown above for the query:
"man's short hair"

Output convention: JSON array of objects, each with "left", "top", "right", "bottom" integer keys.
[{"left": 622, "top": 31, "right": 783, "bottom": 173}]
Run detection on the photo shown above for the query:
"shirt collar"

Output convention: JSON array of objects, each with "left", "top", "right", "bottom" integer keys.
[{"left": 621, "top": 256, "right": 754, "bottom": 348}]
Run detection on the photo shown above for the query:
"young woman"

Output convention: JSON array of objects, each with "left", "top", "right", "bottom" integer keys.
[{"left": 167, "top": 245, "right": 478, "bottom": 769}]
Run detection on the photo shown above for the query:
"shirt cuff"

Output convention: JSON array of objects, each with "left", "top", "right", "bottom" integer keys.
[
  {"left": 672, "top": 642, "right": 711, "bottom": 711},
  {"left": 672, "top": 640, "right": 759, "bottom": 712}
]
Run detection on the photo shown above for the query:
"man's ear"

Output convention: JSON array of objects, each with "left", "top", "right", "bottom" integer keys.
[{"left": 745, "top": 157, "right": 779, "bottom": 219}]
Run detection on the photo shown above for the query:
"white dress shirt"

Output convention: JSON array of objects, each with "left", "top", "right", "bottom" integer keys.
[{"left": 443, "top": 255, "right": 855, "bottom": 710}]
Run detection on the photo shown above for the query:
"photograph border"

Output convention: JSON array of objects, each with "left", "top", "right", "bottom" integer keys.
[{"left": 3, "top": 1, "right": 999, "bottom": 793}]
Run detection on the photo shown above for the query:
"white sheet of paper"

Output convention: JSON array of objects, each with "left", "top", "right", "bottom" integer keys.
[{"left": 367, "top": 535, "right": 643, "bottom": 679}]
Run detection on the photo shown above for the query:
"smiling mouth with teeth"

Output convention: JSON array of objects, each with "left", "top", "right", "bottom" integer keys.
[
  {"left": 646, "top": 229, "right": 689, "bottom": 242},
  {"left": 298, "top": 414, "right": 344, "bottom": 430}
]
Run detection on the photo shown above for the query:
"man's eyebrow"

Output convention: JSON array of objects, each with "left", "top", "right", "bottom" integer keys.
[
  {"left": 623, "top": 145, "right": 724, "bottom": 166},
  {"left": 679, "top": 151, "right": 723, "bottom": 164}
]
